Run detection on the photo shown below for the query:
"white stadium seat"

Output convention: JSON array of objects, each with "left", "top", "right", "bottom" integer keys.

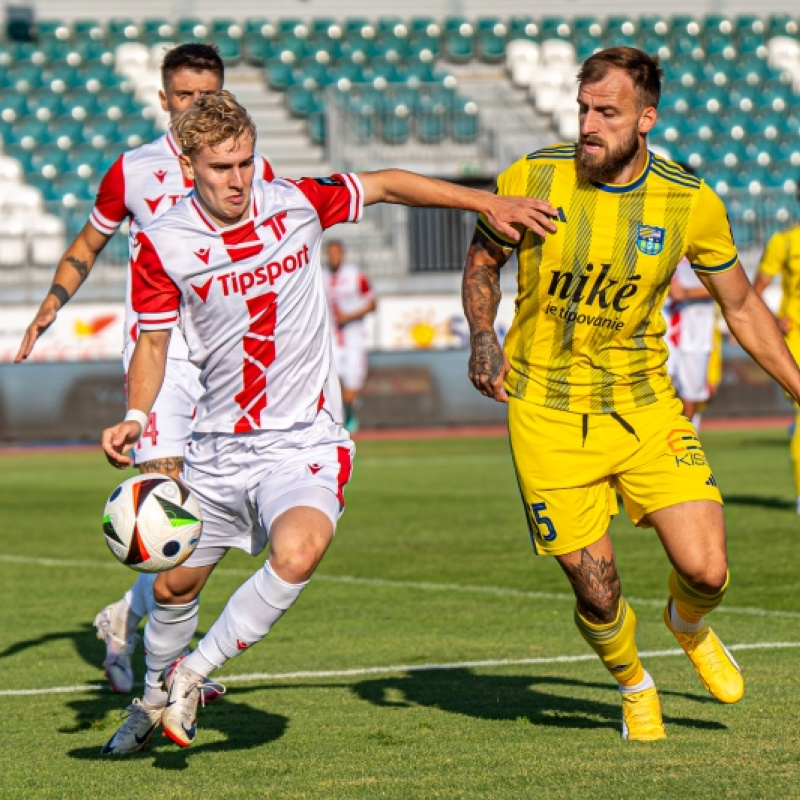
[
  {"left": 115, "top": 42, "right": 150, "bottom": 79},
  {"left": 541, "top": 39, "right": 576, "bottom": 68},
  {"left": 149, "top": 42, "right": 176, "bottom": 69},
  {"left": 0, "top": 155, "right": 23, "bottom": 183},
  {"left": 0, "top": 214, "right": 27, "bottom": 267},
  {"left": 29, "top": 214, "right": 67, "bottom": 267},
  {"left": 506, "top": 40, "right": 540, "bottom": 88}
]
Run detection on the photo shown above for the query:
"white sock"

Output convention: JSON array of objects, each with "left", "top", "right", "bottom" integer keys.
[
  {"left": 670, "top": 600, "right": 704, "bottom": 634},
  {"left": 143, "top": 669, "right": 168, "bottom": 706},
  {"left": 184, "top": 562, "right": 307, "bottom": 678},
  {"left": 692, "top": 413, "right": 702, "bottom": 432},
  {"left": 125, "top": 573, "right": 158, "bottom": 620},
  {"left": 143, "top": 599, "right": 199, "bottom": 673},
  {"left": 619, "top": 669, "right": 655, "bottom": 694}
]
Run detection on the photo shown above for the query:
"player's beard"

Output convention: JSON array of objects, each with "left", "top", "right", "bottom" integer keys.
[{"left": 575, "top": 126, "right": 641, "bottom": 184}]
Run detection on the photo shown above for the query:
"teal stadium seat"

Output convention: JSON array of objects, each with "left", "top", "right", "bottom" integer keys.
[
  {"left": 308, "top": 110, "right": 326, "bottom": 144},
  {"left": 36, "top": 19, "right": 70, "bottom": 40},
  {"left": 409, "top": 18, "right": 441, "bottom": 38},
  {"left": 450, "top": 101, "right": 479, "bottom": 143},
  {"left": 176, "top": 18, "right": 209, "bottom": 40},
  {"left": 286, "top": 85, "right": 321, "bottom": 117},
  {"left": 141, "top": 18, "right": 174, "bottom": 45},
  {"left": 105, "top": 18, "right": 140, "bottom": 46},
  {"left": 508, "top": 16, "right": 539, "bottom": 42},
  {"left": 540, "top": 16, "right": 571, "bottom": 41},
  {"left": 367, "top": 57, "right": 402, "bottom": 83},
  {"left": 71, "top": 19, "right": 104, "bottom": 41},
  {"left": 443, "top": 25, "right": 475, "bottom": 64},
  {"left": 767, "top": 14, "right": 798, "bottom": 38},
  {"left": 476, "top": 23, "right": 507, "bottom": 64},
  {"left": 381, "top": 104, "right": 410, "bottom": 144},
  {"left": 265, "top": 57, "right": 296, "bottom": 91},
  {"left": 417, "top": 107, "right": 445, "bottom": 143}
]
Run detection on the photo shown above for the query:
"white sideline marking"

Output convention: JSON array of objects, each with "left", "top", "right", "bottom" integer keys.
[
  {"left": 1, "top": 641, "right": 799, "bottom": 698},
  {"left": 2, "top": 553, "right": 800, "bottom": 620}
]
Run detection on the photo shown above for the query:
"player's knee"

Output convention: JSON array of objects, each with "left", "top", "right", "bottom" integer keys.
[
  {"left": 152, "top": 572, "right": 203, "bottom": 605},
  {"left": 678, "top": 558, "right": 728, "bottom": 595},
  {"left": 576, "top": 585, "right": 621, "bottom": 625},
  {"left": 269, "top": 540, "right": 326, "bottom": 583}
]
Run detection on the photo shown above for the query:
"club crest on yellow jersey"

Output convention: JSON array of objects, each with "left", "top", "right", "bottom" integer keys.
[{"left": 636, "top": 224, "right": 666, "bottom": 256}]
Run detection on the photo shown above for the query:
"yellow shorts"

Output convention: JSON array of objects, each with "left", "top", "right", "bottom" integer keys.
[{"left": 508, "top": 397, "right": 722, "bottom": 557}]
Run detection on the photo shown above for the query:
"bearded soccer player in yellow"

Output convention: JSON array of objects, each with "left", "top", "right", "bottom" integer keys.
[
  {"left": 463, "top": 47, "right": 800, "bottom": 741},
  {"left": 754, "top": 184, "right": 800, "bottom": 512}
]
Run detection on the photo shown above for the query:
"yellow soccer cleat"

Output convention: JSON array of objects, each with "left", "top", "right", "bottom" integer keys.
[
  {"left": 621, "top": 685, "right": 667, "bottom": 741},
  {"left": 664, "top": 601, "right": 744, "bottom": 704}
]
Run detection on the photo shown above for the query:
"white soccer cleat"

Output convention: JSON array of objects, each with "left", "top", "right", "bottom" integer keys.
[
  {"left": 161, "top": 658, "right": 226, "bottom": 748},
  {"left": 94, "top": 601, "right": 139, "bottom": 694},
  {"left": 101, "top": 698, "right": 164, "bottom": 755}
]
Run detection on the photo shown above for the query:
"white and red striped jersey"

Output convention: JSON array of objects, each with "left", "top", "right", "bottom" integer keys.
[
  {"left": 88, "top": 130, "right": 275, "bottom": 364},
  {"left": 322, "top": 262, "right": 375, "bottom": 351},
  {"left": 131, "top": 174, "right": 364, "bottom": 433}
]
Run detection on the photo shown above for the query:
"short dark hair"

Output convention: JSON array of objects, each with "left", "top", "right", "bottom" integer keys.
[
  {"left": 578, "top": 46, "right": 662, "bottom": 109},
  {"left": 161, "top": 43, "right": 224, "bottom": 86}
]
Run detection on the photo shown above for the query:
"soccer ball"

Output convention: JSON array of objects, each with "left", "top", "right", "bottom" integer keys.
[{"left": 102, "top": 474, "right": 202, "bottom": 573}]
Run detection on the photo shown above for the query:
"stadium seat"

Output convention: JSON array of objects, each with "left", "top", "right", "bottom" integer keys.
[
  {"left": 417, "top": 107, "right": 446, "bottom": 143},
  {"left": 0, "top": 213, "right": 27, "bottom": 266},
  {"left": 381, "top": 104, "right": 410, "bottom": 144},
  {"left": 540, "top": 17, "right": 571, "bottom": 41},
  {"left": 508, "top": 17, "right": 539, "bottom": 42},
  {"left": 71, "top": 18, "right": 104, "bottom": 42},
  {"left": 265, "top": 57, "right": 297, "bottom": 91},
  {"left": 105, "top": 18, "right": 140, "bottom": 46},
  {"left": 285, "top": 85, "right": 323, "bottom": 117},
  {"left": 506, "top": 40, "right": 540, "bottom": 87},
  {"left": 476, "top": 26, "right": 507, "bottom": 64},
  {"left": 443, "top": 27, "right": 475, "bottom": 64},
  {"left": 307, "top": 110, "right": 325, "bottom": 144},
  {"left": 140, "top": 18, "right": 174, "bottom": 45},
  {"left": 29, "top": 213, "right": 67, "bottom": 266},
  {"left": 176, "top": 18, "right": 209, "bottom": 40},
  {"left": 450, "top": 101, "right": 479, "bottom": 143},
  {"left": 767, "top": 14, "right": 799, "bottom": 38}
]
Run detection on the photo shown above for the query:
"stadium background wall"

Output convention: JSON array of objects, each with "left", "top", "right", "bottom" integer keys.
[
  {"left": 26, "top": 0, "right": 800, "bottom": 22},
  {"left": 0, "top": 348, "right": 791, "bottom": 443}
]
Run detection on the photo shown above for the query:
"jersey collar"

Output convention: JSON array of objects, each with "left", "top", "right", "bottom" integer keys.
[
  {"left": 189, "top": 189, "right": 259, "bottom": 234},
  {"left": 592, "top": 149, "right": 652, "bottom": 194}
]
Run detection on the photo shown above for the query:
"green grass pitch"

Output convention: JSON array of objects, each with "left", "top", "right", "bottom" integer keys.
[{"left": 1, "top": 428, "right": 800, "bottom": 799}]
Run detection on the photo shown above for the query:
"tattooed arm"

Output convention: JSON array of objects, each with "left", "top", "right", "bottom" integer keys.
[
  {"left": 462, "top": 230, "right": 514, "bottom": 402},
  {"left": 15, "top": 222, "right": 113, "bottom": 361}
]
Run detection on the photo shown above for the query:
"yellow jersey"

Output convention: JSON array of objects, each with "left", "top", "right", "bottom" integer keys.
[
  {"left": 477, "top": 145, "right": 738, "bottom": 415},
  {"left": 759, "top": 224, "right": 800, "bottom": 326}
]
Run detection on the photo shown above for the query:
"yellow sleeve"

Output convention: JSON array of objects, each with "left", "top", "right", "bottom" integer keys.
[
  {"left": 475, "top": 160, "right": 526, "bottom": 249},
  {"left": 684, "top": 182, "right": 739, "bottom": 274},
  {"left": 758, "top": 231, "right": 787, "bottom": 278}
]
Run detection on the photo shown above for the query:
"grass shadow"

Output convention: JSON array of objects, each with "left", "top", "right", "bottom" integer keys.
[
  {"left": 65, "top": 696, "right": 288, "bottom": 768},
  {"left": 723, "top": 495, "right": 795, "bottom": 511},
  {"left": 351, "top": 668, "right": 726, "bottom": 733}
]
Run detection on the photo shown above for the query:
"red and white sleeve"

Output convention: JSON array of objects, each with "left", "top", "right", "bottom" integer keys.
[
  {"left": 358, "top": 271, "right": 374, "bottom": 300},
  {"left": 258, "top": 153, "right": 275, "bottom": 182},
  {"left": 292, "top": 173, "right": 364, "bottom": 230},
  {"left": 131, "top": 232, "right": 180, "bottom": 330},
  {"left": 89, "top": 155, "right": 129, "bottom": 235}
]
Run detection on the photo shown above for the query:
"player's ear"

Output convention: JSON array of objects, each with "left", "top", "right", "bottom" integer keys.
[
  {"left": 638, "top": 106, "right": 657, "bottom": 136},
  {"left": 178, "top": 153, "right": 194, "bottom": 181},
  {"left": 159, "top": 88, "right": 168, "bottom": 113}
]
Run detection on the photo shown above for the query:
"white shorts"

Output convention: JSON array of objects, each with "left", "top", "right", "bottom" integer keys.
[
  {"left": 333, "top": 344, "right": 368, "bottom": 392},
  {"left": 128, "top": 358, "right": 202, "bottom": 465},
  {"left": 181, "top": 419, "right": 354, "bottom": 567},
  {"left": 668, "top": 349, "right": 711, "bottom": 403}
]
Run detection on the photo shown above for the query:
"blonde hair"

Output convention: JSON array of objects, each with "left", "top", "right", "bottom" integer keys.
[{"left": 172, "top": 90, "right": 256, "bottom": 156}]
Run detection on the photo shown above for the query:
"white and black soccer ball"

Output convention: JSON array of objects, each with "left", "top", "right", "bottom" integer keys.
[{"left": 102, "top": 474, "right": 202, "bottom": 573}]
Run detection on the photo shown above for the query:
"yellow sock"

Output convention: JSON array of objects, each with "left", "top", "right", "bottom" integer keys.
[
  {"left": 574, "top": 599, "right": 644, "bottom": 687},
  {"left": 668, "top": 568, "right": 729, "bottom": 624},
  {"left": 790, "top": 410, "right": 800, "bottom": 497}
]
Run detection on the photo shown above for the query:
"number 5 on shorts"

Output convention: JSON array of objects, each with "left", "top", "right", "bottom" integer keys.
[{"left": 530, "top": 502, "right": 557, "bottom": 542}]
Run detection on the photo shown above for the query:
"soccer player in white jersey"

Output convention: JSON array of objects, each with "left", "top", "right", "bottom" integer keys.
[
  {"left": 664, "top": 257, "right": 717, "bottom": 428},
  {"left": 99, "top": 91, "right": 558, "bottom": 754},
  {"left": 322, "top": 240, "right": 377, "bottom": 431},
  {"left": 15, "top": 44, "right": 274, "bottom": 695}
]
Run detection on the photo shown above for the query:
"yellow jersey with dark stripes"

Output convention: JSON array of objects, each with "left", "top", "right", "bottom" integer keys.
[
  {"left": 477, "top": 145, "right": 738, "bottom": 415},
  {"left": 759, "top": 224, "right": 800, "bottom": 325}
]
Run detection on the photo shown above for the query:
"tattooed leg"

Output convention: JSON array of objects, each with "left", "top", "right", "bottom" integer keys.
[
  {"left": 139, "top": 457, "right": 185, "bottom": 480},
  {"left": 556, "top": 532, "right": 621, "bottom": 623}
]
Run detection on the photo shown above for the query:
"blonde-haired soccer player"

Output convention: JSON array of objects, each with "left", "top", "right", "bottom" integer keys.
[
  {"left": 99, "top": 91, "right": 558, "bottom": 754},
  {"left": 463, "top": 46, "right": 800, "bottom": 741},
  {"left": 754, "top": 182, "right": 800, "bottom": 512}
]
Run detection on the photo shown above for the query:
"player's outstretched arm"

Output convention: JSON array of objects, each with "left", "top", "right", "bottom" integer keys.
[
  {"left": 14, "top": 222, "right": 112, "bottom": 362},
  {"left": 699, "top": 264, "right": 800, "bottom": 402},
  {"left": 462, "top": 229, "right": 513, "bottom": 403},
  {"left": 357, "top": 169, "right": 557, "bottom": 242},
  {"left": 102, "top": 329, "right": 171, "bottom": 469}
]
